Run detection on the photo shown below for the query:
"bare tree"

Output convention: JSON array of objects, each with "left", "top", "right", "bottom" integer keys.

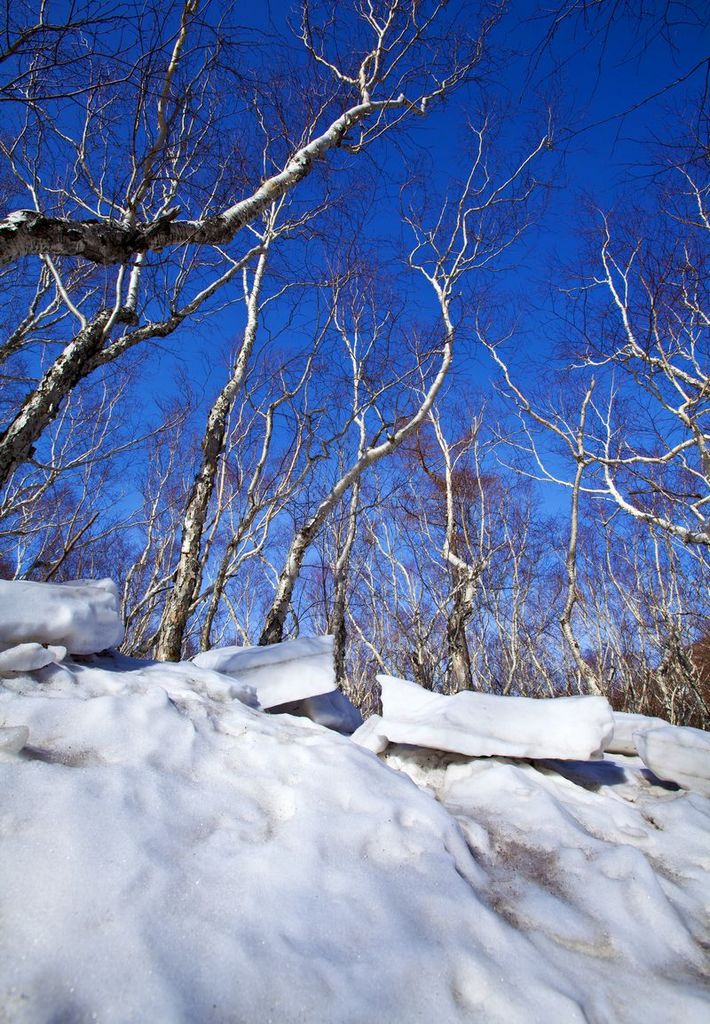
[
  {"left": 478, "top": 121, "right": 709, "bottom": 709},
  {"left": 257, "top": 119, "right": 550, "bottom": 647},
  {"left": 0, "top": 0, "right": 503, "bottom": 498},
  {"left": 154, "top": 201, "right": 283, "bottom": 660}
]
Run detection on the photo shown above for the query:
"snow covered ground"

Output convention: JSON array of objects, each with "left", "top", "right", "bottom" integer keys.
[{"left": 0, "top": 580, "right": 708, "bottom": 1022}]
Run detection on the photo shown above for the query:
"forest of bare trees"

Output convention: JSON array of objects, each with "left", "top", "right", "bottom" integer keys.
[{"left": 1, "top": 0, "right": 707, "bottom": 727}]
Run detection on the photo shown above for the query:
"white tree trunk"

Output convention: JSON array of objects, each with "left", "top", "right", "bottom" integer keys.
[{"left": 155, "top": 246, "right": 270, "bottom": 661}]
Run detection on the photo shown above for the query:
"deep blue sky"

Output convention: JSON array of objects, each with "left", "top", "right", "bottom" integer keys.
[{"left": 205, "top": 0, "right": 710, "bottom": 374}]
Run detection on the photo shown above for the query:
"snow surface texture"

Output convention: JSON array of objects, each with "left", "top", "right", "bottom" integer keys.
[
  {"left": 1, "top": 657, "right": 708, "bottom": 1022},
  {"left": 192, "top": 636, "right": 335, "bottom": 708},
  {"left": 383, "top": 744, "right": 709, "bottom": 1022},
  {"left": 0, "top": 578, "right": 123, "bottom": 655},
  {"left": 635, "top": 725, "right": 710, "bottom": 797},
  {"left": 351, "top": 674, "right": 615, "bottom": 761}
]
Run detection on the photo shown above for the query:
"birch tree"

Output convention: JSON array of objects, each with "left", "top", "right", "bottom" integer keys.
[
  {"left": 258, "top": 122, "right": 551, "bottom": 646},
  {"left": 0, "top": 0, "right": 501, "bottom": 496}
]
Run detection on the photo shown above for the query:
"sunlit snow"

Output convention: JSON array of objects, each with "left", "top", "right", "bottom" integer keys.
[
  {"left": 0, "top": 580, "right": 708, "bottom": 1022},
  {"left": 635, "top": 725, "right": 710, "bottom": 797},
  {"left": 351, "top": 674, "right": 615, "bottom": 760},
  {"left": 192, "top": 636, "right": 336, "bottom": 708},
  {"left": 0, "top": 578, "right": 123, "bottom": 654}
]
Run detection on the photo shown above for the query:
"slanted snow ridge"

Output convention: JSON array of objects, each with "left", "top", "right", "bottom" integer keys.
[{"left": 351, "top": 674, "right": 615, "bottom": 760}]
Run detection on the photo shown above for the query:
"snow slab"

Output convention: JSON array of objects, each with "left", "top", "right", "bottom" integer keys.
[
  {"left": 270, "top": 688, "right": 363, "bottom": 734},
  {"left": 0, "top": 578, "right": 123, "bottom": 654},
  {"left": 606, "top": 711, "right": 669, "bottom": 754},
  {"left": 635, "top": 724, "right": 710, "bottom": 797},
  {"left": 0, "top": 642, "right": 66, "bottom": 676},
  {"left": 0, "top": 655, "right": 708, "bottom": 1023},
  {"left": 192, "top": 635, "right": 335, "bottom": 708},
  {"left": 371, "top": 674, "right": 615, "bottom": 760}
]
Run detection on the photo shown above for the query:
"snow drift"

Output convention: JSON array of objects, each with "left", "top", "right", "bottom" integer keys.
[{"left": 0, "top": 578, "right": 708, "bottom": 1023}]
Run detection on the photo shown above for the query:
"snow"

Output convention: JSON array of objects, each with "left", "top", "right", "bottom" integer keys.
[
  {"left": 0, "top": 580, "right": 708, "bottom": 1022},
  {"left": 270, "top": 688, "right": 363, "bottom": 734},
  {"left": 192, "top": 635, "right": 336, "bottom": 708},
  {"left": 0, "top": 642, "right": 66, "bottom": 675},
  {"left": 350, "top": 712, "right": 389, "bottom": 753},
  {"left": 383, "top": 743, "right": 709, "bottom": 1021},
  {"left": 354, "top": 674, "right": 615, "bottom": 760},
  {"left": 635, "top": 724, "right": 710, "bottom": 797},
  {"left": 0, "top": 578, "right": 123, "bottom": 654},
  {"left": 0, "top": 724, "right": 29, "bottom": 754},
  {"left": 606, "top": 711, "right": 670, "bottom": 754}
]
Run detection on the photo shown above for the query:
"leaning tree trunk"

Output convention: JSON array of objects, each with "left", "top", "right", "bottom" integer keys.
[
  {"left": 155, "top": 245, "right": 270, "bottom": 662},
  {"left": 259, "top": 525, "right": 316, "bottom": 646},
  {"left": 0, "top": 311, "right": 112, "bottom": 487}
]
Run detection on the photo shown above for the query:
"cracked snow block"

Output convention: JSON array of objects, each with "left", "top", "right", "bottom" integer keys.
[
  {"left": 192, "top": 636, "right": 335, "bottom": 709},
  {"left": 0, "top": 643, "right": 67, "bottom": 676},
  {"left": 351, "top": 714, "right": 390, "bottom": 754},
  {"left": 605, "top": 711, "right": 670, "bottom": 755}
]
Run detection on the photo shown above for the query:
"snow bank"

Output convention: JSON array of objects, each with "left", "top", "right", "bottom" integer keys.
[
  {"left": 0, "top": 578, "right": 123, "bottom": 654},
  {"left": 0, "top": 655, "right": 704, "bottom": 1024},
  {"left": 635, "top": 724, "right": 710, "bottom": 796},
  {"left": 0, "top": 651, "right": 707, "bottom": 1022},
  {"left": 383, "top": 743, "right": 709, "bottom": 1023},
  {"left": 0, "top": 655, "right": 586, "bottom": 1024},
  {"left": 352, "top": 675, "right": 615, "bottom": 760},
  {"left": 192, "top": 636, "right": 335, "bottom": 708},
  {"left": 606, "top": 711, "right": 669, "bottom": 754}
]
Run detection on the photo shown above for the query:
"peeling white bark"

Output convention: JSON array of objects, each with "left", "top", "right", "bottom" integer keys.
[
  {"left": 0, "top": 98, "right": 403, "bottom": 268},
  {"left": 155, "top": 244, "right": 271, "bottom": 662}
]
